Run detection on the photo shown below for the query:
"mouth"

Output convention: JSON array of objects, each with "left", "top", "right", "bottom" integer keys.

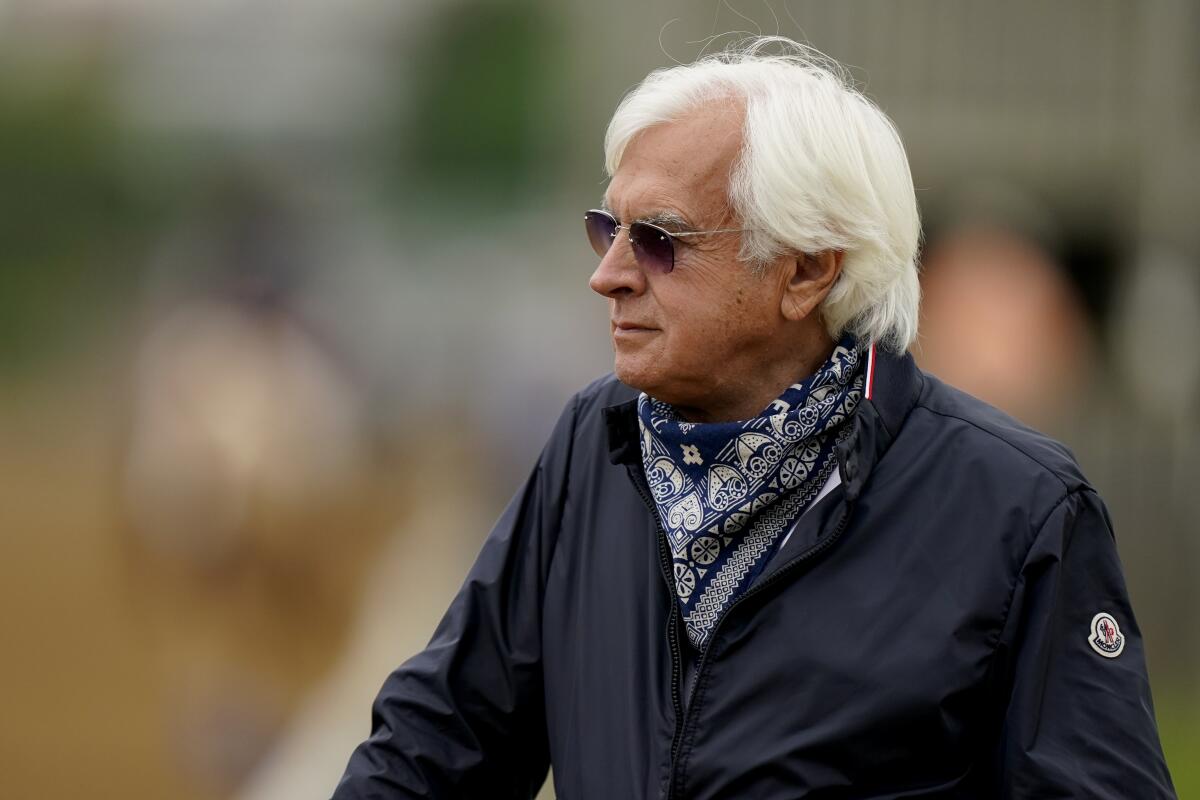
[
  {"left": 611, "top": 321, "right": 658, "bottom": 345},
  {"left": 612, "top": 321, "right": 658, "bottom": 333}
]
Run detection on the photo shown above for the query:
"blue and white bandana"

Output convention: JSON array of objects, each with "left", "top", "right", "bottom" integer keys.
[{"left": 637, "top": 337, "right": 864, "bottom": 648}]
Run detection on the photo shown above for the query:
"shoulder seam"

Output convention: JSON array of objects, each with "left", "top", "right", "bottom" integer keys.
[
  {"left": 985, "top": 488, "right": 1081, "bottom": 678},
  {"left": 557, "top": 390, "right": 581, "bottom": 533},
  {"left": 542, "top": 391, "right": 581, "bottom": 621},
  {"left": 912, "top": 403, "right": 1074, "bottom": 494}
]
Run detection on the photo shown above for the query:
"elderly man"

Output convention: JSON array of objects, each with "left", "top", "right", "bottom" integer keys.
[{"left": 333, "top": 39, "right": 1175, "bottom": 799}]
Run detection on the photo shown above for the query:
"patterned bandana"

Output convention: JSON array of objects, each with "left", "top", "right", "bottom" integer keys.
[{"left": 637, "top": 336, "right": 864, "bottom": 648}]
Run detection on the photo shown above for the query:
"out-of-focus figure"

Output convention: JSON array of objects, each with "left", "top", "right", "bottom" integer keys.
[
  {"left": 118, "top": 179, "right": 397, "bottom": 796},
  {"left": 916, "top": 189, "right": 1094, "bottom": 430}
]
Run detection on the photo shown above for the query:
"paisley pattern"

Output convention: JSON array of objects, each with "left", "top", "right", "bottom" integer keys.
[{"left": 637, "top": 336, "right": 863, "bottom": 648}]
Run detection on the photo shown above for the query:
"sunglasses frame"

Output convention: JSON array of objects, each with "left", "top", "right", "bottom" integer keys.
[{"left": 584, "top": 208, "right": 751, "bottom": 274}]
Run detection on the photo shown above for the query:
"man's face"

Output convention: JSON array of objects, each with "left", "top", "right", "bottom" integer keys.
[{"left": 590, "top": 102, "right": 792, "bottom": 416}]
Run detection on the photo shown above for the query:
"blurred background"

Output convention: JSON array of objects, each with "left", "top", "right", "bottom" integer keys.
[{"left": 1, "top": 0, "right": 1196, "bottom": 797}]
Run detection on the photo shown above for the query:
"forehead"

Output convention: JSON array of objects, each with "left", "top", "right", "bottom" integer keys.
[{"left": 604, "top": 100, "right": 745, "bottom": 223}]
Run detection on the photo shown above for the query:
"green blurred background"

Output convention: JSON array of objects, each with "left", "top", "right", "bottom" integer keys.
[{"left": 1, "top": 1, "right": 1196, "bottom": 797}]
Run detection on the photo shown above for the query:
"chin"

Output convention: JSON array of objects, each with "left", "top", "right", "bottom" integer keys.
[
  {"left": 615, "top": 357, "right": 688, "bottom": 406},
  {"left": 613, "top": 354, "right": 658, "bottom": 395}
]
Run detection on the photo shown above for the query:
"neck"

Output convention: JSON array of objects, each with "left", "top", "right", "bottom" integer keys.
[{"left": 672, "top": 332, "right": 837, "bottom": 423}]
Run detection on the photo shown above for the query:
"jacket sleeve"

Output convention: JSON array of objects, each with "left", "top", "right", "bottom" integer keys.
[
  {"left": 993, "top": 488, "right": 1177, "bottom": 798},
  {"left": 331, "top": 395, "right": 579, "bottom": 799}
]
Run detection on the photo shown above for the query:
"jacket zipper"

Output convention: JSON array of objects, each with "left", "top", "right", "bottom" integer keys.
[
  {"left": 629, "top": 459, "right": 857, "bottom": 799},
  {"left": 627, "top": 467, "right": 687, "bottom": 798},
  {"left": 670, "top": 494, "right": 856, "bottom": 799}
]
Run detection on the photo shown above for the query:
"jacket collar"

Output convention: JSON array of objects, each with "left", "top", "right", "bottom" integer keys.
[{"left": 602, "top": 346, "right": 924, "bottom": 500}]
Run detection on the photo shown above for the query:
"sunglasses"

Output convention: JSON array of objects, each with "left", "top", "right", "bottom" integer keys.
[{"left": 583, "top": 209, "right": 750, "bottom": 274}]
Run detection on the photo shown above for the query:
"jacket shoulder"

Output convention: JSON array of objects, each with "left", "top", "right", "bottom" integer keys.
[{"left": 911, "top": 371, "right": 1090, "bottom": 496}]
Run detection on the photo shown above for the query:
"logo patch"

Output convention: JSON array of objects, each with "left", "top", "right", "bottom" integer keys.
[{"left": 1088, "top": 612, "right": 1125, "bottom": 658}]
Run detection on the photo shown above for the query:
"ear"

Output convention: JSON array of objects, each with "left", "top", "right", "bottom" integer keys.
[{"left": 780, "top": 250, "right": 844, "bottom": 322}]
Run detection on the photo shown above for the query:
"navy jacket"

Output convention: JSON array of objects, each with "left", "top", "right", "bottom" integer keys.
[{"left": 333, "top": 351, "right": 1176, "bottom": 799}]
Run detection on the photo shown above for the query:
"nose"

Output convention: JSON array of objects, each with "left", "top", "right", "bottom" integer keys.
[{"left": 588, "top": 233, "right": 646, "bottom": 299}]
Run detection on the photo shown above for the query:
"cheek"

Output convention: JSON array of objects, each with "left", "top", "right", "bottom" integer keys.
[
  {"left": 663, "top": 283, "right": 772, "bottom": 358},
  {"left": 668, "top": 310, "right": 724, "bottom": 354}
]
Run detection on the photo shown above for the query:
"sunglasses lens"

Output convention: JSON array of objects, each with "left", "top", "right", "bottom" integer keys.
[
  {"left": 584, "top": 211, "right": 617, "bottom": 258},
  {"left": 630, "top": 222, "right": 675, "bottom": 274}
]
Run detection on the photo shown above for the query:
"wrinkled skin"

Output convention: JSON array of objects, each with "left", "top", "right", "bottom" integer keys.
[{"left": 589, "top": 100, "right": 842, "bottom": 423}]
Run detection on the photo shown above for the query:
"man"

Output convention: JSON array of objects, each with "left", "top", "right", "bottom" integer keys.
[{"left": 333, "top": 38, "right": 1176, "bottom": 799}]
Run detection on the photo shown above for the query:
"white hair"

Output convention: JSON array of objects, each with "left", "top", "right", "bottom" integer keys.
[{"left": 603, "top": 37, "right": 921, "bottom": 352}]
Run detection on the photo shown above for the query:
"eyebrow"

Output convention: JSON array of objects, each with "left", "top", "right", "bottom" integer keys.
[{"left": 599, "top": 198, "right": 693, "bottom": 230}]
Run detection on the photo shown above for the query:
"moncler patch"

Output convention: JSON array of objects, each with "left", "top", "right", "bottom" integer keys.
[{"left": 1088, "top": 612, "right": 1125, "bottom": 658}]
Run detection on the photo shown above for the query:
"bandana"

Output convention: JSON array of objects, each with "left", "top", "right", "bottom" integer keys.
[{"left": 637, "top": 337, "right": 864, "bottom": 648}]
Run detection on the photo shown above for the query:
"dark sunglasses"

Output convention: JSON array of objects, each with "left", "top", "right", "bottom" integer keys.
[{"left": 583, "top": 209, "right": 750, "bottom": 274}]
